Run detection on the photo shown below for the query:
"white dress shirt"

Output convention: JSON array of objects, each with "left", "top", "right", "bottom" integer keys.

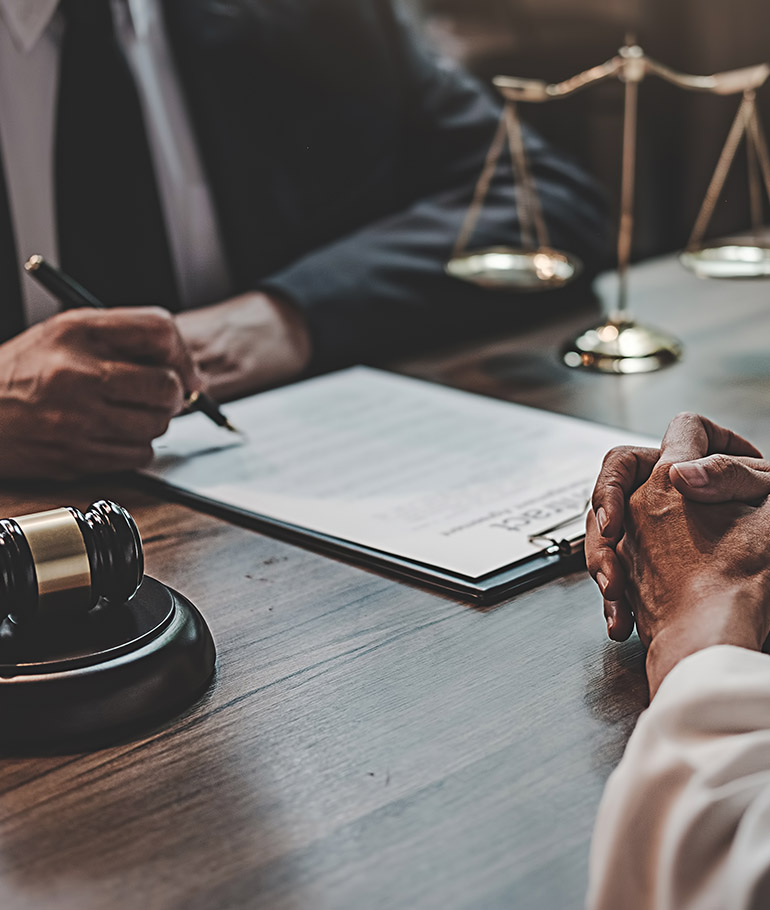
[
  {"left": 0, "top": 0, "right": 231, "bottom": 326},
  {"left": 588, "top": 645, "right": 770, "bottom": 910}
]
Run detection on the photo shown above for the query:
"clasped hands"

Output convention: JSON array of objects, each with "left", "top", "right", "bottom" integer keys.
[
  {"left": 0, "top": 292, "right": 310, "bottom": 480},
  {"left": 586, "top": 412, "right": 770, "bottom": 697}
]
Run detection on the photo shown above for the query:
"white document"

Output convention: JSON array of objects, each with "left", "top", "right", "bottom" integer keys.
[{"left": 146, "top": 367, "right": 649, "bottom": 580}]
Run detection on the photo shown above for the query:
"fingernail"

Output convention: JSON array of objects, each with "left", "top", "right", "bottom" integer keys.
[
  {"left": 673, "top": 462, "right": 709, "bottom": 487},
  {"left": 596, "top": 507, "right": 609, "bottom": 535},
  {"left": 597, "top": 571, "right": 609, "bottom": 594},
  {"left": 605, "top": 601, "right": 618, "bottom": 637}
]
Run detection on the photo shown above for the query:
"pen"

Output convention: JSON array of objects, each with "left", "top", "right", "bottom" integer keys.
[{"left": 24, "top": 254, "right": 240, "bottom": 435}]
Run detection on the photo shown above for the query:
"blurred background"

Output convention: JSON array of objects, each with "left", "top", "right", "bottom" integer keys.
[{"left": 405, "top": 0, "right": 770, "bottom": 262}]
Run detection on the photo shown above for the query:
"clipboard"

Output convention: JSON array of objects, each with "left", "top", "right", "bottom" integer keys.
[
  {"left": 141, "top": 367, "right": 649, "bottom": 605},
  {"left": 137, "top": 473, "right": 589, "bottom": 604}
]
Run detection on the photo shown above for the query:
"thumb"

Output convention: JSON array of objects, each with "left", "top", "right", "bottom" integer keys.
[
  {"left": 658, "top": 412, "right": 762, "bottom": 467},
  {"left": 670, "top": 455, "right": 770, "bottom": 503}
]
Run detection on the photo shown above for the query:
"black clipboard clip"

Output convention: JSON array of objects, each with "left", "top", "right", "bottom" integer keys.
[{"left": 527, "top": 499, "right": 590, "bottom": 557}]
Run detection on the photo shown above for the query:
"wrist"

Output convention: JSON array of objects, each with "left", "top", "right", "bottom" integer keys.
[
  {"left": 261, "top": 291, "right": 312, "bottom": 377},
  {"left": 646, "top": 581, "right": 770, "bottom": 698}
]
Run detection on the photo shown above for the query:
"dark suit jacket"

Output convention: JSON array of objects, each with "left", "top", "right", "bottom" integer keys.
[{"left": 0, "top": 0, "right": 609, "bottom": 368}]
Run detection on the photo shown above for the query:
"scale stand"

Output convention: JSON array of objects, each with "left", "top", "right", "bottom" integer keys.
[{"left": 562, "top": 44, "right": 682, "bottom": 373}]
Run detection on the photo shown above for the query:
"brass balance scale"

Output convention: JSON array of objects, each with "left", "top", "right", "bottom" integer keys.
[{"left": 446, "top": 42, "right": 770, "bottom": 373}]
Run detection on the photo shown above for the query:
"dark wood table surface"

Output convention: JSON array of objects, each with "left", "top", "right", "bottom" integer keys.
[{"left": 1, "top": 255, "right": 769, "bottom": 910}]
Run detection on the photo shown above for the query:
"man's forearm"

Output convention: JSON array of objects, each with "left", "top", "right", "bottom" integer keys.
[
  {"left": 260, "top": 3, "right": 609, "bottom": 373},
  {"left": 589, "top": 645, "right": 770, "bottom": 910}
]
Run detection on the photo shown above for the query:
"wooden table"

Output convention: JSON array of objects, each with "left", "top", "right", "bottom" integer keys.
[{"left": 2, "top": 255, "right": 769, "bottom": 910}]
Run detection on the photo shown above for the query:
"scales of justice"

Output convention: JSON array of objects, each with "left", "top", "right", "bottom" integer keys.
[{"left": 447, "top": 41, "right": 770, "bottom": 373}]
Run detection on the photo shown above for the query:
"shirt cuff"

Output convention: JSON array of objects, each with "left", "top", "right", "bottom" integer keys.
[{"left": 654, "top": 644, "right": 770, "bottom": 704}]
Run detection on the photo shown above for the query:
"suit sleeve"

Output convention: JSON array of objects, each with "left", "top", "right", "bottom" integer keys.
[
  {"left": 588, "top": 645, "right": 770, "bottom": 910},
  {"left": 260, "top": 1, "right": 610, "bottom": 371}
]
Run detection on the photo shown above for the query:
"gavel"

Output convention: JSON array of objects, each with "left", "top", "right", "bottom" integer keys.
[
  {"left": 0, "top": 500, "right": 143, "bottom": 625},
  {"left": 0, "top": 500, "right": 215, "bottom": 749}
]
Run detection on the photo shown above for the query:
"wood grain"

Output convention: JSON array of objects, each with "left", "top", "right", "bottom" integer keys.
[{"left": 1, "top": 254, "right": 767, "bottom": 909}]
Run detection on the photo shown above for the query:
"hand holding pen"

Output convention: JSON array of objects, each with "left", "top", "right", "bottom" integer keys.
[
  {"left": 0, "top": 256, "right": 237, "bottom": 480},
  {"left": 25, "top": 255, "right": 239, "bottom": 434}
]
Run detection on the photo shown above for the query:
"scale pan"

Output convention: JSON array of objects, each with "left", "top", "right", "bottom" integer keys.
[
  {"left": 446, "top": 246, "right": 582, "bottom": 290},
  {"left": 679, "top": 244, "right": 770, "bottom": 278}
]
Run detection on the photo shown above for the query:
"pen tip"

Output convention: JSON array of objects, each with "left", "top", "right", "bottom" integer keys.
[
  {"left": 25, "top": 254, "right": 43, "bottom": 271},
  {"left": 224, "top": 420, "right": 244, "bottom": 436}
]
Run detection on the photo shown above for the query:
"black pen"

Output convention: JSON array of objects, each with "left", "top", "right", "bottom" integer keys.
[{"left": 24, "top": 254, "right": 240, "bottom": 435}]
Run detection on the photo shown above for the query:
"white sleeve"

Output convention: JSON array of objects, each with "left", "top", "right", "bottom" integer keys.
[{"left": 587, "top": 645, "right": 770, "bottom": 910}]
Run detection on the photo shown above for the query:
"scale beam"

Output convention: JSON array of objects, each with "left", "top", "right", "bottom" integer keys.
[{"left": 494, "top": 51, "right": 770, "bottom": 104}]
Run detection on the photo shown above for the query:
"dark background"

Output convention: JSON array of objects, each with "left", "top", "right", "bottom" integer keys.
[{"left": 405, "top": 0, "right": 770, "bottom": 261}]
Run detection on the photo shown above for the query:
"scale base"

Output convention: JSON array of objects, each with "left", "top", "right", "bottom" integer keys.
[
  {"left": 446, "top": 246, "right": 582, "bottom": 290},
  {"left": 680, "top": 244, "right": 770, "bottom": 279},
  {"left": 0, "top": 577, "right": 215, "bottom": 750},
  {"left": 562, "top": 319, "right": 683, "bottom": 373}
]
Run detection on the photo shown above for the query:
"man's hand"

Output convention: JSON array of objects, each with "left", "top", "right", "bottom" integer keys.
[
  {"left": 617, "top": 435, "right": 770, "bottom": 696},
  {"left": 585, "top": 413, "right": 770, "bottom": 697},
  {"left": 175, "top": 291, "right": 312, "bottom": 402},
  {"left": 0, "top": 307, "right": 202, "bottom": 480},
  {"left": 586, "top": 414, "right": 767, "bottom": 641}
]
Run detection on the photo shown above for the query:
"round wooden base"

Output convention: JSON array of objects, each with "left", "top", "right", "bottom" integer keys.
[{"left": 0, "top": 577, "right": 215, "bottom": 750}]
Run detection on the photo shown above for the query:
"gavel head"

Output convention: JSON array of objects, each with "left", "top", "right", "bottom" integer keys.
[{"left": 0, "top": 501, "right": 143, "bottom": 625}]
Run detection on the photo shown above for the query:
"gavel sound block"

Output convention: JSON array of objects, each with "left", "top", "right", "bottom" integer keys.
[{"left": 0, "top": 501, "right": 215, "bottom": 748}]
